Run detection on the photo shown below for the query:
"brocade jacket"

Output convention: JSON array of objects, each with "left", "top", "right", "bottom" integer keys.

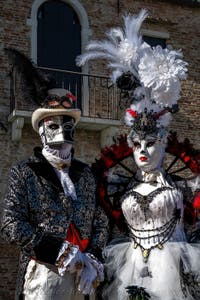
[{"left": 1, "top": 148, "right": 109, "bottom": 298}]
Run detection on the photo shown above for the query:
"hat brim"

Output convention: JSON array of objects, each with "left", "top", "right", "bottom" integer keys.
[{"left": 32, "top": 108, "right": 81, "bottom": 132}]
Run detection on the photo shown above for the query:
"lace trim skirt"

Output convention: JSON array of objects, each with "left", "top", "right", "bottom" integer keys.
[{"left": 102, "top": 239, "right": 200, "bottom": 300}]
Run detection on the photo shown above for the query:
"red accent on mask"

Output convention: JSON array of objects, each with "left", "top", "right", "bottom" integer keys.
[{"left": 139, "top": 156, "right": 148, "bottom": 161}]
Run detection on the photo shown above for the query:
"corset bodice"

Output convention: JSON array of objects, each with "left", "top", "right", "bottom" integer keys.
[{"left": 122, "top": 185, "right": 185, "bottom": 250}]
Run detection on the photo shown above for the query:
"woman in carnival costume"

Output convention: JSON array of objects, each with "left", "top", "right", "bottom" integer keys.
[{"left": 77, "top": 9, "right": 200, "bottom": 300}]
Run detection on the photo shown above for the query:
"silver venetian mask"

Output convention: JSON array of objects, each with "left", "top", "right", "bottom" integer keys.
[{"left": 39, "top": 115, "right": 75, "bottom": 146}]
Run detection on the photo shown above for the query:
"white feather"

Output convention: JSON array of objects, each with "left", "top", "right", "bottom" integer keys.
[
  {"left": 76, "top": 10, "right": 148, "bottom": 82},
  {"left": 157, "top": 112, "right": 172, "bottom": 128},
  {"left": 76, "top": 9, "right": 187, "bottom": 123},
  {"left": 124, "top": 111, "right": 135, "bottom": 126},
  {"left": 124, "top": 9, "right": 148, "bottom": 48},
  {"left": 86, "top": 40, "right": 119, "bottom": 57},
  {"left": 111, "top": 70, "right": 123, "bottom": 83},
  {"left": 76, "top": 51, "right": 115, "bottom": 66},
  {"left": 106, "top": 28, "right": 124, "bottom": 44}
]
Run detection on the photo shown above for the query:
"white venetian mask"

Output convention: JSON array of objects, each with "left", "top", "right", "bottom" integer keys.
[{"left": 132, "top": 136, "right": 166, "bottom": 172}]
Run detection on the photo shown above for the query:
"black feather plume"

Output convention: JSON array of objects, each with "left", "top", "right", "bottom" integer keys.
[
  {"left": 116, "top": 71, "right": 140, "bottom": 91},
  {"left": 5, "top": 48, "right": 56, "bottom": 105}
]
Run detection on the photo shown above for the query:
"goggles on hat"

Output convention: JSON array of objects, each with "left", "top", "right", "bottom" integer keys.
[{"left": 42, "top": 92, "right": 77, "bottom": 109}]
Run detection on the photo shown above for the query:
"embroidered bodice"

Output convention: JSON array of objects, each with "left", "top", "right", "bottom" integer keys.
[{"left": 122, "top": 183, "right": 186, "bottom": 254}]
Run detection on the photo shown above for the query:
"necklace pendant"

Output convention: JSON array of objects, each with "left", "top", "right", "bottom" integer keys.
[
  {"left": 157, "top": 244, "right": 163, "bottom": 250},
  {"left": 142, "top": 249, "right": 150, "bottom": 262},
  {"left": 133, "top": 241, "right": 138, "bottom": 249}
]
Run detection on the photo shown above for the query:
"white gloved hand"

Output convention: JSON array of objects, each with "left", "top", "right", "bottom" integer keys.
[
  {"left": 77, "top": 253, "right": 104, "bottom": 295},
  {"left": 68, "top": 250, "right": 83, "bottom": 275},
  {"left": 55, "top": 241, "right": 83, "bottom": 276},
  {"left": 85, "top": 253, "right": 104, "bottom": 282},
  {"left": 77, "top": 254, "right": 97, "bottom": 295}
]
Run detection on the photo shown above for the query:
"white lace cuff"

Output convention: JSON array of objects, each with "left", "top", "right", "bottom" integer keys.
[
  {"left": 84, "top": 253, "right": 104, "bottom": 282},
  {"left": 55, "top": 241, "right": 79, "bottom": 276}
]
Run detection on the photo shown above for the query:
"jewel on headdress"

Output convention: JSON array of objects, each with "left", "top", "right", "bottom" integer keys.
[
  {"left": 132, "top": 109, "right": 158, "bottom": 137},
  {"left": 125, "top": 95, "right": 173, "bottom": 141}
]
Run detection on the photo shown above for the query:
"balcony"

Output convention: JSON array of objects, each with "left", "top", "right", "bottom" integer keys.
[{"left": 8, "top": 67, "right": 122, "bottom": 143}]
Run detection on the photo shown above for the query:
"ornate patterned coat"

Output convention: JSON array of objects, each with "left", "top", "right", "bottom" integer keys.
[{"left": 1, "top": 148, "right": 109, "bottom": 298}]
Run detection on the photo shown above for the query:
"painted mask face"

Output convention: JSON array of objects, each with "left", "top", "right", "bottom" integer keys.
[
  {"left": 132, "top": 136, "right": 165, "bottom": 172},
  {"left": 39, "top": 115, "right": 75, "bottom": 146}
]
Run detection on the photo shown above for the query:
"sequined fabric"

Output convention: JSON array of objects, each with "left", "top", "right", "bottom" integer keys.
[{"left": 1, "top": 151, "right": 109, "bottom": 298}]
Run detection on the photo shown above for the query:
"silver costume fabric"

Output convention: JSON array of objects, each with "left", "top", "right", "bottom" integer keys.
[{"left": 1, "top": 150, "right": 109, "bottom": 299}]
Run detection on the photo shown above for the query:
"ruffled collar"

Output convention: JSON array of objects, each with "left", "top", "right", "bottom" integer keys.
[
  {"left": 42, "top": 144, "right": 72, "bottom": 169},
  {"left": 135, "top": 168, "right": 173, "bottom": 187}
]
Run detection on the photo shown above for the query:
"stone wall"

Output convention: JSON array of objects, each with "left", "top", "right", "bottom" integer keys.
[{"left": 0, "top": 0, "right": 200, "bottom": 298}]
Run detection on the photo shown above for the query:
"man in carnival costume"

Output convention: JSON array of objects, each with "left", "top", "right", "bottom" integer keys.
[
  {"left": 77, "top": 9, "right": 200, "bottom": 300},
  {"left": 1, "top": 49, "right": 108, "bottom": 300}
]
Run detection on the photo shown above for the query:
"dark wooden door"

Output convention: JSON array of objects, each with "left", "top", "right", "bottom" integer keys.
[{"left": 37, "top": 0, "right": 81, "bottom": 108}]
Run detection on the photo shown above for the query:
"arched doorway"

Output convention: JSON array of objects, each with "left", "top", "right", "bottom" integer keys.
[{"left": 37, "top": 0, "right": 82, "bottom": 108}]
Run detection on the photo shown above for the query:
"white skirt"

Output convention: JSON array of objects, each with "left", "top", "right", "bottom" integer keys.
[
  {"left": 102, "top": 239, "right": 200, "bottom": 300},
  {"left": 23, "top": 259, "right": 94, "bottom": 300}
]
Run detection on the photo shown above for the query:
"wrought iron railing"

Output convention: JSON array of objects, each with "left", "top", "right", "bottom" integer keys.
[
  {"left": 162, "top": 0, "right": 200, "bottom": 5},
  {"left": 9, "top": 66, "right": 121, "bottom": 121}
]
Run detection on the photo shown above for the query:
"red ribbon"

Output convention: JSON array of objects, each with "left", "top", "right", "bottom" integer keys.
[
  {"left": 66, "top": 92, "right": 77, "bottom": 101},
  {"left": 65, "top": 222, "right": 89, "bottom": 252}
]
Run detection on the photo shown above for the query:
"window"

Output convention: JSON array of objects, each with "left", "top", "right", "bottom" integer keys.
[
  {"left": 143, "top": 36, "right": 166, "bottom": 48},
  {"left": 37, "top": 0, "right": 82, "bottom": 108}
]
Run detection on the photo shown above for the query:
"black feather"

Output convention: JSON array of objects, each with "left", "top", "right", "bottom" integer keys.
[
  {"left": 116, "top": 71, "right": 140, "bottom": 91},
  {"left": 5, "top": 48, "right": 56, "bottom": 105}
]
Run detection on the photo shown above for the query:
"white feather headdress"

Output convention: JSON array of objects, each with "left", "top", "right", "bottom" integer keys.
[
  {"left": 76, "top": 9, "right": 148, "bottom": 82},
  {"left": 77, "top": 9, "right": 188, "bottom": 137}
]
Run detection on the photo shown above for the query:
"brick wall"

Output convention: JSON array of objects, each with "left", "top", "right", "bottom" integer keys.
[{"left": 0, "top": 0, "right": 200, "bottom": 298}]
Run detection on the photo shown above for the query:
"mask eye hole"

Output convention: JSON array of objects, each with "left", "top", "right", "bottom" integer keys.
[
  {"left": 147, "top": 141, "right": 156, "bottom": 147},
  {"left": 63, "top": 123, "right": 72, "bottom": 130},
  {"left": 133, "top": 141, "right": 141, "bottom": 148},
  {"left": 48, "top": 123, "right": 59, "bottom": 130}
]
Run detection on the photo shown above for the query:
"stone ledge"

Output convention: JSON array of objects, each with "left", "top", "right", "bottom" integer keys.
[{"left": 8, "top": 110, "right": 121, "bottom": 141}]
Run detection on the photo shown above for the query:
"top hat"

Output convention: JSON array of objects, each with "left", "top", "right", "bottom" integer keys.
[{"left": 32, "top": 88, "right": 81, "bottom": 132}]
